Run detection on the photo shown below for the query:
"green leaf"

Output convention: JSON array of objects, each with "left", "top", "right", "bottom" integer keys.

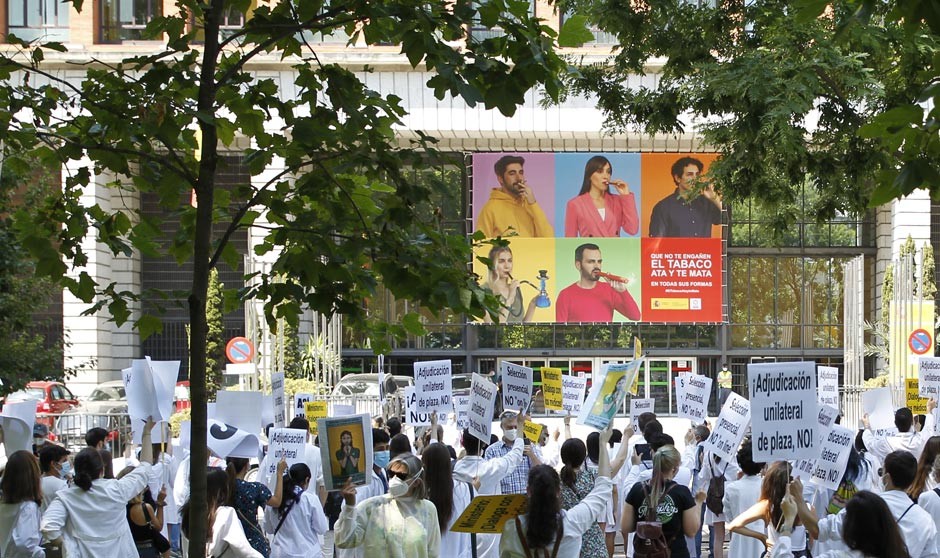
[
  {"left": 135, "top": 315, "right": 164, "bottom": 342},
  {"left": 558, "top": 15, "right": 595, "bottom": 48},
  {"left": 402, "top": 312, "right": 427, "bottom": 336}
]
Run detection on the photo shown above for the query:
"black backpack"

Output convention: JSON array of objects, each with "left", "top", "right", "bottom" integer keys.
[
  {"left": 705, "top": 458, "right": 728, "bottom": 515},
  {"left": 634, "top": 482, "right": 677, "bottom": 558}
]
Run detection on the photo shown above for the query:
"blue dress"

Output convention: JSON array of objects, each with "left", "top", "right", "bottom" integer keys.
[{"left": 233, "top": 478, "right": 271, "bottom": 557}]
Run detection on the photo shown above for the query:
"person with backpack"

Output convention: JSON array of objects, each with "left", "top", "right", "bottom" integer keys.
[
  {"left": 623, "top": 444, "right": 706, "bottom": 558},
  {"left": 263, "top": 463, "right": 328, "bottom": 558},
  {"left": 498, "top": 424, "right": 613, "bottom": 558}
]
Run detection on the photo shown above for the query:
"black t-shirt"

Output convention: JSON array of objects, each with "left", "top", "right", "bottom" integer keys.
[{"left": 626, "top": 480, "right": 696, "bottom": 558}]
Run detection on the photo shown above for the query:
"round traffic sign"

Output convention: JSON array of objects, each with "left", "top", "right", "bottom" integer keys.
[
  {"left": 909, "top": 329, "right": 933, "bottom": 355},
  {"left": 225, "top": 336, "right": 255, "bottom": 364}
]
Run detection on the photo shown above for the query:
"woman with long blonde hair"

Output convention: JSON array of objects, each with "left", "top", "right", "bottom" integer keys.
[
  {"left": 483, "top": 245, "right": 536, "bottom": 323},
  {"left": 622, "top": 445, "right": 705, "bottom": 558}
]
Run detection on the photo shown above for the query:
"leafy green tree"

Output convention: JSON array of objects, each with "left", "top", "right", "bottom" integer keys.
[
  {"left": 0, "top": 1, "right": 578, "bottom": 555},
  {"left": 205, "top": 268, "right": 224, "bottom": 397},
  {"left": 559, "top": 0, "right": 940, "bottom": 223}
]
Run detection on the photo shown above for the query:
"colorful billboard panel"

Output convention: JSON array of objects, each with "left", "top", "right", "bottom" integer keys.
[{"left": 471, "top": 152, "right": 724, "bottom": 324}]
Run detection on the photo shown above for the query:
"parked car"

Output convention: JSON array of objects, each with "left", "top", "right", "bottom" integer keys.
[
  {"left": 56, "top": 380, "right": 129, "bottom": 451},
  {"left": 452, "top": 374, "right": 473, "bottom": 397},
  {"left": 330, "top": 374, "right": 414, "bottom": 397},
  {"left": 4, "top": 381, "right": 81, "bottom": 434}
]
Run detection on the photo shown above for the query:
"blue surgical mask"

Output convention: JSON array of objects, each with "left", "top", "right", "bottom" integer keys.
[
  {"left": 374, "top": 450, "right": 390, "bottom": 469},
  {"left": 59, "top": 461, "right": 72, "bottom": 479}
]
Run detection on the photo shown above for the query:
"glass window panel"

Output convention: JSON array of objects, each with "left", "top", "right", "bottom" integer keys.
[
  {"left": 730, "top": 258, "right": 749, "bottom": 325},
  {"left": 582, "top": 325, "right": 611, "bottom": 349},
  {"left": 749, "top": 324, "right": 774, "bottom": 348},
  {"left": 775, "top": 258, "right": 802, "bottom": 325},
  {"left": 749, "top": 258, "right": 777, "bottom": 324},
  {"left": 525, "top": 325, "right": 553, "bottom": 349},
  {"left": 554, "top": 325, "right": 581, "bottom": 349},
  {"left": 9, "top": 0, "right": 25, "bottom": 26},
  {"left": 477, "top": 326, "right": 497, "bottom": 348},
  {"left": 647, "top": 360, "right": 671, "bottom": 415}
]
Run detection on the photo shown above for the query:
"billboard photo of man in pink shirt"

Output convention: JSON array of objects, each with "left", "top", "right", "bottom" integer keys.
[{"left": 555, "top": 243, "right": 641, "bottom": 322}]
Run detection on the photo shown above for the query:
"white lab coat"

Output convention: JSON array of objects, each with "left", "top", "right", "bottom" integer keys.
[
  {"left": 40, "top": 462, "right": 152, "bottom": 558},
  {"left": 182, "top": 506, "right": 263, "bottom": 558},
  {"left": 722, "top": 474, "right": 764, "bottom": 558},
  {"left": 452, "top": 438, "right": 525, "bottom": 558},
  {"left": 0, "top": 501, "right": 44, "bottom": 558},
  {"left": 335, "top": 467, "right": 389, "bottom": 558},
  {"left": 442, "top": 476, "right": 474, "bottom": 558},
  {"left": 39, "top": 476, "right": 67, "bottom": 514},
  {"left": 862, "top": 415, "right": 935, "bottom": 462},
  {"left": 264, "top": 491, "right": 329, "bottom": 558},
  {"left": 919, "top": 488, "right": 940, "bottom": 557},
  {"left": 771, "top": 534, "right": 867, "bottom": 558}
]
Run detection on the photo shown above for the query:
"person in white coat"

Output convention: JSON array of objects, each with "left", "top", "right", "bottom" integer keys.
[
  {"left": 0, "top": 450, "right": 45, "bottom": 558},
  {"left": 862, "top": 402, "right": 936, "bottom": 462},
  {"left": 453, "top": 423, "right": 527, "bottom": 558},
  {"left": 264, "top": 463, "right": 329, "bottom": 558},
  {"left": 180, "top": 467, "right": 262, "bottom": 558},
  {"left": 423, "top": 441, "right": 473, "bottom": 558},
  {"left": 40, "top": 419, "right": 156, "bottom": 558},
  {"left": 499, "top": 425, "right": 614, "bottom": 558},
  {"left": 772, "top": 489, "right": 911, "bottom": 558},
  {"left": 722, "top": 437, "right": 765, "bottom": 558}
]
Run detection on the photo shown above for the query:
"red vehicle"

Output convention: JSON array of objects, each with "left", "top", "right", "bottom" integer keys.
[{"left": 4, "top": 381, "right": 81, "bottom": 432}]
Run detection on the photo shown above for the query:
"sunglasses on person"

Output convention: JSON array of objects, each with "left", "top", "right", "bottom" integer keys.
[{"left": 388, "top": 470, "right": 411, "bottom": 481}]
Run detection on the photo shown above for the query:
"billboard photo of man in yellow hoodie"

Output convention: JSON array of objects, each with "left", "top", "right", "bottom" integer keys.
[{"left": 477, "top": 155, "right": 555, "bottom": 238}]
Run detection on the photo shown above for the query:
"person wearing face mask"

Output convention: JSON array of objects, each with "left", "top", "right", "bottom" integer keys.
[
  {"left": 484, "top": 410, "right": 541, "bottom": 495},
  {"left": 334, "top": 428, "right": 392, "bottom": 558},
  {"left": 38, "top": 445, "right": 71, "bottom": 513},
  {"left": 40, "top": 419, "right": 156, "bottom": 558},
  {"left": 335, "top": 452, "right": 441, "bottom": 558}
]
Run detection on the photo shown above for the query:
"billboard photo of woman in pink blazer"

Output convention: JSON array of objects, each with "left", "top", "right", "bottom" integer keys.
[{"left": 564, "top": 155, "right": 639, "bottom": 238}]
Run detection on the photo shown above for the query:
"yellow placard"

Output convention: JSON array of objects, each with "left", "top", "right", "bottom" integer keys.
[
  {"left": 630, "top": 337, "right": 643, "bottom": 395},
  {"left": 450, "top": 494, "right": 529, "bottom": 534},
  {"left": 906, "top": 378, "right": 929, "bottom": 414},
  {"left": 522, "top": 420, "right": 544, "bottom": 443},
  {"left": 541, "top": 367, "right": 563, "bottom": 411},
  {"left": 304, "top": 401, "right": 328, "bottom": 435}
]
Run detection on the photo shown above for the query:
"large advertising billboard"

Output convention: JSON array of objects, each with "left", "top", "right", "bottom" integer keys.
[{"left": 471, "top": 152, "right": 724, "bottom": 324}]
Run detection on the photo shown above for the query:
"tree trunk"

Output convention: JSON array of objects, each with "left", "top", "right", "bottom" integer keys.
[{"left": 188, "top": 0, "right": 223, "bottom": 556}]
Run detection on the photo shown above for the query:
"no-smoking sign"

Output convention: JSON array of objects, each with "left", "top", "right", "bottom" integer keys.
[
  {"left": 226, "top": 336, "right": 255, "bottom": 364},
  {"left": 909, "top": 329, "right": 933, "bottom": 355}
]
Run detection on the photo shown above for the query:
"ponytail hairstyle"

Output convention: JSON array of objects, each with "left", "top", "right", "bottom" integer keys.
[
  {"left": 181, "top": 468, "right": 229, "bottom": 540},
  {"left": 73, "top": 447, "right": 104, "bottom": 491},
  {"left": 585, "top": 432, "right": 600, "bottom": 465},
  {"left": 560, "top": 438, "right": 587, "bottom": 490},
  {"left": 0, "top": 450, "right": 42, "bottom": 505},
  {"left": 760, "top": 461, "right": 792, "bottom": 529},
  {"left": 647, "top": 445, "right": 681, "bottom": 514},
  {"left": 525, "top": 465, "right": 561, "bottom": 550},
  {"left": 909, "top": 436, "right": 940, "bottom": 498},
  {"left": 421, "top": 443, "right": 455, "bottom": 532},
  {"left": 279, "top": 463, "right": 311, "bottom": 517},
  {"left": 225, "top": 457, "right": 249, "bottom": 505}
]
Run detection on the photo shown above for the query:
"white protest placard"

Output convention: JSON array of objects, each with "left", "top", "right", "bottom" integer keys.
[
  {"left": 500, "top": 362, "right": 533, "bottom": 413},
  {"left": 179, "top": 421, "right": 192, "bottom": 455},
  {"left": 294, "top": 393, "right": 313, "bottom": 419},
  {"left": 124, "top": 358, "right": 179, "bottom": 424},
  {"left": 811, "top": 425, "right": 855, "bottom": 490},
  {"left": 793, "top": 404, "right": 841, "bottom": 480},
  {"left": 207, "top": 419, "right": 260, "bottom": 458},
  {"left": 630, "top": 398, "right": 655, "bottom": 435},
  {"left": 0, "top": 401, "right": 36, "bottom": 456},
  {"left": 920, "top": 357, "right": 940, "bottom": 398},
  {"left": 404, "top": 387, "right": 431, "bottom": 426},
  {"left": 862, "top": 387, "right": 896, "bottom": 432},
  {"left": 271, "top": 372, "right": 286, "bottom": 428},
  {"left": 817, "top": 366, "right": 840, "bottom": 411},
  {"left": 261, "top": 395, "right": 274, "bottom": 429},
  {"left": 267, "top": 428, "right": 307, "bottom": 466},
  {"left": 333, "top": 404, "right": 356, "bottom": 417},
  {"left": 132, "top": 421, "right": 171, "bottom": 444},
  {"left": 454, "top": 394, "right": 471, "bottom": 430},
  {"left": 677, "top": 373, "right": 712, "bottom": 423},
  {"left": 216, "top": 391, "right": 263, "bottom": 435},
  {"left": 704, "top": 392, "right": 750, "bottom": 463},
  {"left": 148, "top": 360, "right": 180, "bottom": 421},
  {"left": 413, "top": 360, "right": 453, "bottom": 415},
  {"left": 561, "top": 375, "right": 588, "bottom": 415},
  {"left": 748, "top": 361, "right": 819, "bottom": 461},
  {"left": 577, "top": 361, "right": 641, "bottom": 431},
  {"left": 468, "top": 373, "right": 498, "bottom": 444}
]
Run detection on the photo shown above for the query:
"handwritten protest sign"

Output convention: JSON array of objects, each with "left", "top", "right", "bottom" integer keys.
[
  {"left": 677, "top": 373, "right": 712, "bottom": 423},
  {"left": 577, "top": 361, "right": 641, "bottom": 430},
  {"left": 264, "top": 427, "right": 307, "bottom": 480},
  {"left": 704, "top": 392, "right": 750, "bottom": 463},
  {"left": 454, "top": 395, "right": 471, "bottom": 430},
  {"left": 271, "top": 372, "right": 286, "bottom": 428},
  {"left": 523, "top": 420, "right": 544, "bottom": 443},
  {"left": 862, "top": 387, "right": 896, "bottom": 433},
  {"left": 294, "top": 393, "right": 313, "bottom": 419},
  {"left": 920, "top": 357, "right": 940, "bottom": 398},
  {"left": 794, "top": 404, "right": 841, "bottom": 480},
  {"left": 561, "top": 375, "right": 588, "bottom": 415},
  {"left": 468, "top": 373, "right": 498, "bottom": 444},
  {"left": 748, "top": 361, "right": 819, "bottom": 461},
  {"left": 907, "top": 379, "right": 929, "bottom": 414},
  {"left": 304, "top": 401, "right": 328, "bottom": 435},
  {"left": 541, "top": 368, "right": 564, "bottom": 411},
  {"left": 817, "top": 366, "right": 840, "bottom": 411},
  {"left": 404, "top": 387, "right": 431, "bottom": 426},
  {"left": 630, "top": 398, "right": 655, "bottom": 435},
  {"left": 414, "top": 360, "right": 453, "bottom": 415},
  {"left": 501, "top": 362, "right": 533, "bottom": 412},
  {"left": 450, "top": 495, "right": 529, "bottom": 534},
  {"left": 811, "top": 425, "right": 855, "bottom": 490}
]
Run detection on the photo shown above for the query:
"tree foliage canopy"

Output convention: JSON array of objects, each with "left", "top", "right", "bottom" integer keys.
[{"left": 560, "top": 0, "right": 940, "bottom": 227}]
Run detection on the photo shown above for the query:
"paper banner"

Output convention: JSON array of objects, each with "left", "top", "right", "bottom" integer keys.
[
  {"left": 862, "top": 387, "right": 896, "bottom": 432},
  {"left": 817, "top": 366, "right": 840, "bottom": 411},
  {"left": 468, "top": 373, "right": 498, "bottom": 444},
  {"left": 703, "top": 392, "right": 750, "bottom": 463},
  {"left": 794, "top": 404, "right": 841, "bottom": 480},
  {"left": 906, "top": 379, "right": 929, "bottom": 414},
  {"left": 541, "top": 368, "right": 564, "bottom": 411},
  {"left": 501, "top": 362, "right": 534, "bottom": 413},
  {"left": 304, "top": 401, "right": 328, "bottom": 435},
  {"left": 677, "top": 373, "right": 712, "bottom": 423},
  {"left": 404, "top": 387, "right": 432, "bottom": 426},
  {"left": 455, "top": 394, "right": 471, "bottom": 430},
  {"left": 294, "top": 393, "right": 313, "bottom": 418},
  {"left": 206, "top": 419, "right": 260, "bottom": 459},
  {"left": 630, "top": 398, "right": 655, "bottom": 435},
  {"left": 450, "top": 495, "right": 529, "bottom": 534},
  {"left": 271, "top": 372, "right": 286, "bottom": 428},
  {"left": 215, "top": 391, "right": 263, "bottom": 435},
  {"left": 561, "top": 375, "right": 588, "bottom": 415},
  {"left": 522, "top": 420, "right": 544, "bottom": 443},
  {"left": 1, "top": 401, "right": 36, "bottom": 456},
  {"left": 919, "top": 357, "right": 940, "bottom": 398},
  {"left": 811, "top": 425, "right": 855, "bottom": 491}
]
